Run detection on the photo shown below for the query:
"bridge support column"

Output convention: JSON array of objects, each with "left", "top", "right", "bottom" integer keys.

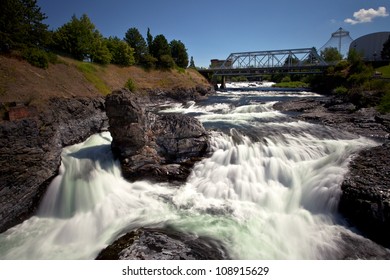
[{"left": 220, "top": 76, "right": 226, "bottom": 89}]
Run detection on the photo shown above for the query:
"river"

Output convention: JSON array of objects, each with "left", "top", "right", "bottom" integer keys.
[{"left": 0, "top": 82, "right": 380, "bottom": 259}]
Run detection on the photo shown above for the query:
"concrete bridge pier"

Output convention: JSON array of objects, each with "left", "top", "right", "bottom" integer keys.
[{"left": 220, "top": 75, "right": 226, "bottom": 89}]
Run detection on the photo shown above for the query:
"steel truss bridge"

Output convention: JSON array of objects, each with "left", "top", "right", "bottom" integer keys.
[{"left": 199, "top": 48, "right": 330, "bottom": 79}]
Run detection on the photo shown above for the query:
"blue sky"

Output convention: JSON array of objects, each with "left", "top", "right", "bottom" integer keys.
[{"left": 37, "top": 0, "right": 390, "bottom": 67}]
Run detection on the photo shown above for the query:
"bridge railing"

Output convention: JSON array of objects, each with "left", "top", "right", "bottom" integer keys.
[{"left": 212, "top": 48, "right": 328, "bottom": 75}]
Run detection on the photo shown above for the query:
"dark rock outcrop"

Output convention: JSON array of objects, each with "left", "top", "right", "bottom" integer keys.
[
  {"left": 274, "top": 96, "right": 390, "bottom": 139},
  {"left": 146, "top": 86, "right": 215, "bottom": 103},
  {"left": 96, "top": 228, "right": 229, "bottom": 260},
  {"left": 106, "top": 89, "right": 210, "bottom": 182},
  {"left": 336, "top": 230, "right": 390, "bottom": 259},
  {"left": 0, "top": 97, "right": 107, "bottom": 233},
  {"left": 339, "top": 141, "right": 390, "bottom": 247}
]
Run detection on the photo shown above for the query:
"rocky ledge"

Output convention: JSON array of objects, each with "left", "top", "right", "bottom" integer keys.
[
  {"left": 96, "top": 227, "right": 229, "bottom": 260},
  {"left": 339, "top": 141, "right": 390, "bottom": 247},
  {"left": 274, "top": 96, "right": 390, "bottom": 248},
  {"left": 105, "top": 89, "right": 210, "bottom": 182},
  {"left": 273, "top": 96, "right": 390, "bottom": 139},
  {"left": 0, "top": 97, "right": 108, "bottom": 233}
]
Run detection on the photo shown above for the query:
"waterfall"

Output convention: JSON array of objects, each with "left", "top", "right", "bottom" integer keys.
[{"left": 0, "top": 85, "right": 378, "bottom": 260}]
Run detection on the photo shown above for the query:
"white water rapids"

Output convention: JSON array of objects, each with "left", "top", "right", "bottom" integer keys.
[{"left": 0, "top": 83, "right": 379, "bottom": 259}]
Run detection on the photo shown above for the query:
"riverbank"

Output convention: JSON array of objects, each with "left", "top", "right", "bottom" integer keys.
[{"left": 0, "top": 54, "right": 212, "bottom": 115}]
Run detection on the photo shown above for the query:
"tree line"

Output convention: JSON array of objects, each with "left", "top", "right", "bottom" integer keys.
[{"left": 0, "top": 0, "right": 195, "bottom": 69}]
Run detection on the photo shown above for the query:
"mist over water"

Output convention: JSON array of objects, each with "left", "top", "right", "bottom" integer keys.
[{"left": 0, "top": 83, "right": 379, "bottom": 259}]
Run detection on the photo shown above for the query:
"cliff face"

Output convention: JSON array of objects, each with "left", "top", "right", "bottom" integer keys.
[
  {"left": 105, "top": 89, "right": 210, "bottom": 182},
  {"left": 339, "top": 141, "right": 390, "bottom": 247},
  {"left": 0, "top": 97, "right": 108, "bottom": 233}
]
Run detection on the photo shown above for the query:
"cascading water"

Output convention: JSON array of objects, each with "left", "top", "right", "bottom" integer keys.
[{"left": 0, "top": 83, "right": 379, "bottom": 259}]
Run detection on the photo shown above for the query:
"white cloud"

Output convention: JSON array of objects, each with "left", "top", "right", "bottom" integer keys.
[{"left": 344, "top": 6, "right": 389, "bottom": 25}]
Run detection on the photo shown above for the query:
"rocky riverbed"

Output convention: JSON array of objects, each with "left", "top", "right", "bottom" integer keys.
[
  {"left": 274, "top": 95, "right": 390, "bottom": 248},
  {"left": 0, "top": 86, "right": 214, "bottom": 234}
]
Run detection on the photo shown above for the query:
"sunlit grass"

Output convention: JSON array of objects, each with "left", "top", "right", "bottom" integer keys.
[{"left": 76, "top": 62, "right": 111, "bottom": 95}]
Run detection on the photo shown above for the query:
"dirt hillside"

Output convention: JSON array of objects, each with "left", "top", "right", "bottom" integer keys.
[{"left": 0, "top": 54, "right": 211, "bottom": 108}]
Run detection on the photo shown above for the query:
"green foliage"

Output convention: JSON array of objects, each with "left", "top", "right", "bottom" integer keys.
[
  {"left": 90, "top": 35, "right": 112, "bottom": 65},
  {"left": 273, "top": 81, "right": 309, "bottom": 88},
  {"left": 125, "top": 78, "right": 137, "bottom": 91},
  {"left": 0, "top": 0, "right": 49, "bottom": 51},
  {"left": 189, "top": 56, "right": 196, "bottom": 68},
  {"left": 334, "top": 60, "right": 349, "bottom": 72},
  {"left": 106, "top": 37, "right": 135, "bottom": 66},
  {"left": 141, "top": 54, "right": 158, "bottom": 69},
  {"left": 76, "top": 62, "right": 110, "bottom": 95},
  {"left": 281, "top": 76, "right": 291, "bottom": 83},
  {"left": 333, "top": 86, "right": 348, "bottom": 95},
  {"left": 146, "top": 28, "right": 153, "bottom": 54},
  {"left": 159, "top": 54, "right": 175, "bottom": 69},
  {"left": 230, "top": 76, "right": 248, "bottom": 82},
  {"left": 170, "top": 40, "right": 189, "bottom": 68},
  {"left": 375, "top": 64, "right": 390, "bottom": 78},
  {"left": 150, "top": 34, "right": 173, "bottom": 68},
  {"left": 378, "top": 91, "right": 390, "bottom": 113},
  {"left": 381, "top": 35, "right": 390, "bottom": 60},
  {"left": 150, "top": 35, "right": 170, "bottom": 58},
  {"left": 52, "top": 14, "right": 110, "bottom": 64},
  {"left": 321, "top": 47, "right": 343, "bottom": 63},
  {"left": 22, "top": 47, "right": 49, "bottom": 68},
  {"left": 124, "top": 28, "right": 148, "bottom": 64}
]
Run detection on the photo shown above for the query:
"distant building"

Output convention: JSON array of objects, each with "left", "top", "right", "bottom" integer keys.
[
  {"left": 210, "top": 59, "right": 232, "bottom": 68},
  {"left": 349, "top": 32, "right": 390, "bottom": 61}
]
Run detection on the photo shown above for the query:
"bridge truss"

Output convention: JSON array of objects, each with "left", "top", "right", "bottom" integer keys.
[{"left": 212, "top": 48, "right": 328, "bottom": 76}]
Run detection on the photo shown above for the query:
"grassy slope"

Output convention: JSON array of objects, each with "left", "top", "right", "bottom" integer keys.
[
  {"left": 376, "top": 64, "right": 390, "bottom": 78},
  {"left": 0, "top": 54, "right": 210, "bottom": 108}
]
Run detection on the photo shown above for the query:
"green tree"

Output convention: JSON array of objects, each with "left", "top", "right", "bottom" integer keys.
[
  {"left": 90, "top": 32, "right": 112, "bottom": 65},
  {"left": 170, "top": 40, "right": 189, "bottom": 68},
  {"left": 321, "top": 47, "right": 343, "bottom": 63},
  {"left": 150, "top": 34, "right": 173, "bottom": 68},
  {"left": 150, "top": 34, "right": 171, "bottom": 58},
  {"left": 106, "top": 36, "right": 135, "bottom": 66},
  {"left": 146, "top": 28, "right": 153, "bottom": 54},
  {"left": 0, "top": 0, "right": 48, "bottom": 50},
  {"left": 381, "top": 35, "right": 390, "bottom": 60},
  {"left": 53, "top": 14, "right": 102, "bottom": 61},
  {"left": 189, "top": 56, "right": 196, "bottom": 68},
  {"left": 284, "top": 54, "right": 299, "bottom": 66},
  {"left": 124, "top": 27, "right": 147, "bottom": 64}
]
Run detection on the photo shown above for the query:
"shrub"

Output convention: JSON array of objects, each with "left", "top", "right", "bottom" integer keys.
[
  {"left": 378, "top": 91, "right": 390, "bottom": 113},
  {"left": 281, "top": 76, "right": 291, "bottom": 83},
  {"left": 333, "top": 86, "right": 348, "bottom": 95},
  {"left": 22, "top": 48, "right": 49, "bottom": 69},
  {"left": 141, "top": 54, "right": 158, "bottom": 69},
  {"left": 125, "top": 78, "right": 137, "bottom": 91},
  {"left": 158, "top": 54, "right": 175, "bottom": 69}
]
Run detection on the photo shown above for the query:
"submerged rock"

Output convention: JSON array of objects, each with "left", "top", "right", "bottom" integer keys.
[
  {"left": 105, "top": 89, "right": 210, "bottom": 182},
  {"left": 95, "top": 228, "right": 229, "bottom": 260}
]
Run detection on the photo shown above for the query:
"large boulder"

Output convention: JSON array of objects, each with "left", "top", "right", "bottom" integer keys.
[
  {"left": 0, "top": 97, "right": 107, "bottom": 233},
  {"left": 339, "top": 141, "right": 390, "bottom": 247},
  {"left": 105, "top": 89, "right": 210, "bottom": 182},
  {"left": 95, "top": 228, "right": 229, "bottom": 260}
]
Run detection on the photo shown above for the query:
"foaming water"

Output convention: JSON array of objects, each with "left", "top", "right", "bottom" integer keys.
[{"left": 0, "top": 84, "right": 379, "bottom": 259}]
